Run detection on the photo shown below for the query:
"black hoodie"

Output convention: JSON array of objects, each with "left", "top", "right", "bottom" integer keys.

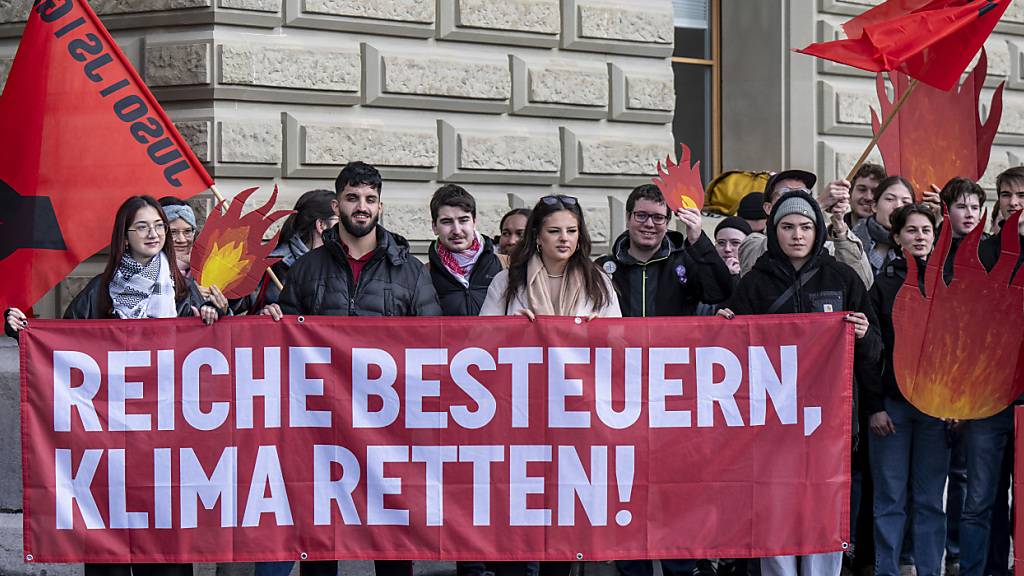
[
  {"left": 727, "top": 190, "right": 881, "bottom": 367},
  {"left": 595, "top": 229, "right": 732, "bottom": 317}
]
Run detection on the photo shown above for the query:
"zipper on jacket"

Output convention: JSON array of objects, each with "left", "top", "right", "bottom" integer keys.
[
  {"left": 642, "top": 265, "right": 647, "bottom": 317},
  {"left": 639, "top": 255, "right": 668, "bottom": 318}
]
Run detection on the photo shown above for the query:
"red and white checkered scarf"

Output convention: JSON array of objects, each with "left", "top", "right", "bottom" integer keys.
[{"left": 437, "top": 232, "right": 483, "bottom": 287}]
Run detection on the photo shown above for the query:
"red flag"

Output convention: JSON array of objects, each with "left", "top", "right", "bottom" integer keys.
[
  {"left": 0, "top": 0, "right": 212, "bottom": 311},
  {"left": 873, "top": 49, "right": 1004, "bottom": 198},
  {"left": 796, "top": 0, "right": 1012, "bottom": 91}
]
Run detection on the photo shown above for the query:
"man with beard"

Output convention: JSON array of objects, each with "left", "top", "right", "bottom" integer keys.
[
  {"left": 262, "top": 161, "right": 439, "bottom": 576},
  {"left": 262, "top": 161, "right": 441, "bottom": 319}
]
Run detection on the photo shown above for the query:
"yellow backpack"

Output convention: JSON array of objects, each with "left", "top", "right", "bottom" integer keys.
[{"left": 704, "top": 170, "right": 771, "bottom": 216}]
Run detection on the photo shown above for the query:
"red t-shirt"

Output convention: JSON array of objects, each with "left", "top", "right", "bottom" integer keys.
[{"left": 343, "top": 244, "right": 374, "bottom": 285}]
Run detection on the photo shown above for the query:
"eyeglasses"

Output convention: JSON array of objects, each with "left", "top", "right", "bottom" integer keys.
[
  {"left": 778, "top": 187, "right": 811, "bottom": 195},
  {"left": 540, "top": 195, "right": 578, "bottom": 208},
  {"left": 630, "top": 211, "right": 669, "bottom": 225},
  {"left": 128, "top": 222, "right": 167, "bottom": 236},
  {"left": 170, "top": 227, "right": 195, "bottom": 240}
]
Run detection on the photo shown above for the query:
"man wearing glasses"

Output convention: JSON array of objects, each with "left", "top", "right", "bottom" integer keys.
[
  {"left": 738, "top": 170, "right": 873, "bottom": 289},
  {"left": 596, "top": 183, "right": 732, "bottom": 318}
]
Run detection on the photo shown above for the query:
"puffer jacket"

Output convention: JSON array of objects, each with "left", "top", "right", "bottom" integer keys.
[
  {"left": 595, "top": 229, "right": 732, "bottom": 317},
  {"left": 278, "top": 225, "right": 441, "bottom": 316},
  {"left": 63, "top": 275, "right": 207, "bottom": 319},
  {"left": 727, "top": 190, "right": 881, "bottom": 367},
  {"left": 427, "top": 236, "right": 504, "bottom": 316}
]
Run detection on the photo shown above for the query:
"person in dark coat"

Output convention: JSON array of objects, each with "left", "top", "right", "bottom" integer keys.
[
  {"left": 6, "top": 195, "right": 224, "bottom": 576},
  {"left": 427, "top": 184, "right": 504, "bottom": 317},
  {"left": 595, "top": 184, "right": 733, "bottom": 318},
  {"left": 260, "top": 161, "right": 438, "bottom": 576},
  {"left": 859, "top": 204, "right": 950, "bottom": 576},
  {"left": 425, "top": 184, "right": 501, "bottom": 576},
  {"left": 262, "top": 162, "right": 441, "bottom": 320},
  {"left": 718, "top": 189, "right": 880, "bottom": 576},
  {"left": 595, "top": 187, "right": 729, "bottom": 575}
]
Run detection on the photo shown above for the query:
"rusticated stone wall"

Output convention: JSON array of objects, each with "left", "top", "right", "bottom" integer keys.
[
  {"left": 0, "top": 0, "right": 675, "bottom": 317},
  {"left": 810, "top": 0, "right": 1024, "bottom": 189}
]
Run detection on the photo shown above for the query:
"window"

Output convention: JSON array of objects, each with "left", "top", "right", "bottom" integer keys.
[{"left": 671, "top": 0, "right": 720, "bottom": 184}]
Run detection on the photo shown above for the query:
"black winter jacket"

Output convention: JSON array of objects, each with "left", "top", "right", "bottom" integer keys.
[
  {"left": 63, "top": 275, "right": 208, "bottom": 319},
  {"left": 978, "top": 226, "right": 1024, "bottom": 277},
  {"left": 427, "top": 237, "right": 504, "bottom": 316},
  {"left": 859, "top": 257, "right": 923, "bottom": 415},
  {"left": 278, "top": 225, "right": 441, "bottom": 317},
  {"left": 595, "top": 230, "right": 733, "bottom": 317},
  {"left": 727, "top": 190, "right": 881, "bottom": 368},
  {"left": 4, "top": 270, "right": 210, "bottom": 340}
]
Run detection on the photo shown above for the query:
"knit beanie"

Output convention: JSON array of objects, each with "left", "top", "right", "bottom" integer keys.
[
  {"left": 715, "top": 216, "right": 752, "bottom": 237},
  {"left": 772, "top": 195, "right": 816, "bottom": 226}
]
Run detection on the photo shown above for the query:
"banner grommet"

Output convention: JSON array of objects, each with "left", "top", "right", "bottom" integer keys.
[
  {"left": 300, "top": 552, "right": 308, "bottom": 560},
  {"left": 297, "top": 316, "right": 305, "bottom": 324},
  {"left": 25, "top": 554, "right": 33, "bottom": 562},
  {"left": 576, "top": 553, "right": 584, "bottom": 560}
]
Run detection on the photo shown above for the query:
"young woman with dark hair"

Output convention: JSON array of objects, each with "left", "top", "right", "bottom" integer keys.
[
  {"left": 859, "top": 203, "right": 948, "bottom": 576},
  {"left": 7, "top": 195, "right": 223, "bottom": 576},
  {"left": 480, "top": 194, "right": 619, "bottom": 318}
]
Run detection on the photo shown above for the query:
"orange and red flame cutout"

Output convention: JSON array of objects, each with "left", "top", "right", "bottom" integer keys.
[
  {"left": 872, "top": 49, "right": 1003, "bottom": 200},
  {"left": 189, "top": 186, "right": 294, "bottom": 300},
  {"left": 652, "top": 144, "right": 704, "bottom": 213},
  {"left": 893, "top": 209, "right": 1024, "bottom": 420}
]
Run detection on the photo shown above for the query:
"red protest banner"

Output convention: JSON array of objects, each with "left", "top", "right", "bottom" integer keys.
[
  {"left": 0, "top": 0, "right": 213, "bottom": 311},
  {"left": 21, "top": 314, "right": 853, "bottom": 564}
]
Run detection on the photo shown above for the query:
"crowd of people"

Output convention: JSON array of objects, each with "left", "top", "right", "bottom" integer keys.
[{"left": 5, "top": 160, "right": 1024, "bottom": 576}]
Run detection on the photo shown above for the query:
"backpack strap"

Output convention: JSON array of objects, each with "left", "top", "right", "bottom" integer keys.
[{"left": 767, "top": 267, "right": 820, "bottom": 314}]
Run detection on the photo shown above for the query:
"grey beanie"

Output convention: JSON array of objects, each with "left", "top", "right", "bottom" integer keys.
[
  {"left": 772, "top": 195, "right": 816, "bottom": 226},
  {"left": 163, "top": 204, "right": 197, "bottom": 229}
]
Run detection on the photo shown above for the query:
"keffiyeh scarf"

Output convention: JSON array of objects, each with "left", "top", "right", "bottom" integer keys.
[{"left": 109, "top": 252, "right": 177, "bottom": 319}]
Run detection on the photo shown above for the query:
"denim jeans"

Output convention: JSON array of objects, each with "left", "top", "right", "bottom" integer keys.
[
  {"left": 945, "top": 428, "right": 967, "bottom": 563},
  {"left": 255, "top": 562, "right": 295, "bottom": 576},
  {"left": 959, "top": 406, "right": 1014, "bottom": 576},
  {"left": 759, "top": 552, "right": 841, "bottom": 576},
  {"left": 869, "top": 396, "right": 950, "bottom": 576}
]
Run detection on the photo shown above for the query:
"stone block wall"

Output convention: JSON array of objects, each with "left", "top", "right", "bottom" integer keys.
[
  {"left": 0, "top": 0, "right": 675, "bottom": 316},
  {"left": 810, "top": 0, "right": 1024, "bottom": 192}
]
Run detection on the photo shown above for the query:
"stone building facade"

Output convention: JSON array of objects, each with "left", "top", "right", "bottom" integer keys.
[
  {"left": 3, "top": 1, "right": 1024, "bottom": 574},
  {"left": 0, "top": 0, "right": 678, "bottom": 318}
]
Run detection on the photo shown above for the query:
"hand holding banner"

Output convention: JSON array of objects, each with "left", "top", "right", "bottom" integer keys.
[{"left": 21, "top": 314, "right": 853, "bottom": 564}]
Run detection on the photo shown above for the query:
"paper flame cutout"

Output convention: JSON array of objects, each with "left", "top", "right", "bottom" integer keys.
[
  {"left": 189, "top": 186, "right": 294, "bottom": 299},
  {"left": 893, "top": 209, "right": 1024, "bottom": 420},
  {"left": 652, "top": 144, "right": 704, "bottom": 212},
  {"left": 872, "top": 49, "right": 1004, "bottom": 200}
]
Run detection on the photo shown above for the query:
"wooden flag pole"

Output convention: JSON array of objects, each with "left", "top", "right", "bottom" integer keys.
[
  {"left": 208, "top": 183, "right": 285, "bottom": 291},
  {"left": 845, "top": 78, "right": 920, "bottom": 182}
]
